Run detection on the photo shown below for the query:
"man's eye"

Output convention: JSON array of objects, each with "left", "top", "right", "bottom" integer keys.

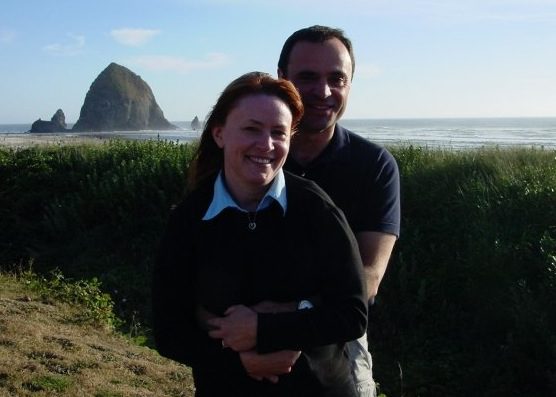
[
  {"left": 297, "top": 74, "right": 318, "bottom": 82},
  {"left": 329, "top": 76, "right": 347, "bottom": 87}
]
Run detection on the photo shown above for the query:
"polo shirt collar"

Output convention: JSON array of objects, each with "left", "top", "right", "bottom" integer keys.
[
  {"left": 202, "top": 170, "right": 287, "bottom": 220},
  {"left": 287, "top": 124, "right": 350, "bottom": 170}
]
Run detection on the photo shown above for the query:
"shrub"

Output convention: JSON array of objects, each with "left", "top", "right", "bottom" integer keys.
[{"left": 22, "top": 268, "right": 121, "bottom": 329}]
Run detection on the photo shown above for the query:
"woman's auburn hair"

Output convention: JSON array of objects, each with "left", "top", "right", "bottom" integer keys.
[{"left": 187, "top": 71, "right": 304, "bottom": 191}]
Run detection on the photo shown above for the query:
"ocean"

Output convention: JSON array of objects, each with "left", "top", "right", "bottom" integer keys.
[{"left": 1, "top": 118, "right": 555, "bottom": 150}]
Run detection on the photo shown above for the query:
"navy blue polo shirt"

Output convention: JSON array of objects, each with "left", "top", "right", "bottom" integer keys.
[{"left": 285, "top": 124, "right": 400, "bottom": 237}]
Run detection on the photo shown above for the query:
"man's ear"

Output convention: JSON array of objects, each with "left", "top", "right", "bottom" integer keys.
[
  {"left": 212, "top": 126, "right": 224, "bottom": 148},
  {"left": 277, "top": 68, "right": 285, "bottom": 79}
]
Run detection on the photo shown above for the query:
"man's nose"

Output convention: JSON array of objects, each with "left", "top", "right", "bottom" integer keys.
[{"left": 313, "top": 78, "right": 332, "bottom": 98}]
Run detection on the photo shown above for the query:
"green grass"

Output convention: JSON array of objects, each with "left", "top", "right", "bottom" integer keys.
[
  {"left": 1, "top": 141, "right": 555, "bottom": 396},
  {"left": 373, "top": 146, "right": 556, "bottom": 397},
  {"left": 23, "top": 375, "right": 73, "bottom": 393},
  {"left": 0, "top": 139, "right": 196, "bottom": 337}
]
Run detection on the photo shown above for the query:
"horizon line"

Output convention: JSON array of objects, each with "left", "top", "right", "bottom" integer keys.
[{"left": 2, "top": 115, "right": 556, "bottom": 125}]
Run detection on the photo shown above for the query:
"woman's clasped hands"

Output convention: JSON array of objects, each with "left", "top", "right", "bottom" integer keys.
[{"left": 207, "top": 304, "right": 301, "bottom": 383}]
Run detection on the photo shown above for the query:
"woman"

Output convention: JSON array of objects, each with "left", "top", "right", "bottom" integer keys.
[{"left": 152, "top": 72, "right": 367, "bottom": 397}]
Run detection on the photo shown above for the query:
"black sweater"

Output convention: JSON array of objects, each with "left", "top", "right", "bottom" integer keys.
[{"left": 153, "top": 172, "right": 367, "bottom": 397}]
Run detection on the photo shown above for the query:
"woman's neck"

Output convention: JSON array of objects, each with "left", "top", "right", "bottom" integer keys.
[
  {"left": 223, "top": 176, "right": 267, "bottom": 212},
  {"left": 235, "top": 192, "right": 263, "bottom": 212}
]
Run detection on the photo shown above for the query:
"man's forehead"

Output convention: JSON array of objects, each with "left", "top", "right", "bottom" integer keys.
[{"left": 288, "top": 39, "right": 352, "bottom": 75}]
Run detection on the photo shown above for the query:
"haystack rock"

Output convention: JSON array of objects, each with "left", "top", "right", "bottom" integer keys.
[
  {"left": 29, "top": 109, "right": 68, "bottom": 132},
  {"left": 72, "top": 63, "right": 176, "bottom": 132}
]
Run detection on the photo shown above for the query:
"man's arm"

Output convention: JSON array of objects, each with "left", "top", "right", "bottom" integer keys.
[
  {"left": 229, "top": 231, "right": 396, "bottom": 380},
  {"left": 356, "top": 231, "right": 397, "bottom": 301}
]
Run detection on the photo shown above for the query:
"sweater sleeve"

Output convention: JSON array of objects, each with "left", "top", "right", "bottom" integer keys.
[
  {"left": 256, "top": 189, "right": 368, "bottom": 353},
  {"left": 152, "top": 203, "right": 202, "bottom": 366}
]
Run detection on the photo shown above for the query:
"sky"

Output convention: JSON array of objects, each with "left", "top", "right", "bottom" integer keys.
[{"left": 1, "top": 0, "right": 555, "bottom": 124}]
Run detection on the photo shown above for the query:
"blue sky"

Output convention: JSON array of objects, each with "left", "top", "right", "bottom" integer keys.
[{"left": 1, "top": 0, "right": 555, "bottom": 123}]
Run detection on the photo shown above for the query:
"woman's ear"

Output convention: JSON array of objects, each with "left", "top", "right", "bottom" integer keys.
[{"left": 212, "top": 126, "right": 224, "bottom": 148}]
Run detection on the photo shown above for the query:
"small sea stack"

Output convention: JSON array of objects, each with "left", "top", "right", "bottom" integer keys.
[{"left": 29, "top": 109, "right": 68, "bottom": 133}]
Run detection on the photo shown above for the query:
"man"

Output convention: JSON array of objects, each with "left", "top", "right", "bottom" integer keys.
[
  {"left": 234, "top": 26, "right": 400, "bottom": 396},
  {"left": 279, "top": 25, "right": 401, "bottom": 397}
]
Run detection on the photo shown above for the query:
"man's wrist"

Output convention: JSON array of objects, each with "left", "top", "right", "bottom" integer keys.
[{"left": 297, "top": 300, "right": 314, "bottom": 310}]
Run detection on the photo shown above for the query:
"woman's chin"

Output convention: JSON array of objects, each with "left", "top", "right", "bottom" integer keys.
[{"left": 243, "top": 172, "right": 275, "bottom": 188}]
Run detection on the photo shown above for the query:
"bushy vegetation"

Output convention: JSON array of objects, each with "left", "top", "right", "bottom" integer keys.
[
  {"left": 1, "top": 141, "right": 554, "bottom": 396},
  {"left": 372, "top": 146, "right": 556, "bottom": 397},
  {"left": 21, "top": 268, "right": 121, "bottom": 329},
  {"left": 0, "top": 140, "right": 196, "bottom": 334}
]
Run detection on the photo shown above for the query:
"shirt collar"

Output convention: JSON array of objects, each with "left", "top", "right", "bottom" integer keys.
[
  {"left": 286, "top": 124, "right": 350, "bottom": 171},
  {"left": 202, "top": 169, "right": 287, "bottom": 220}
]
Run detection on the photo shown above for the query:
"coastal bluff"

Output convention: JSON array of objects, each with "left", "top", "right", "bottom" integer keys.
[{"left": 72, "top": 63, "right": 176, "bottom": 132}]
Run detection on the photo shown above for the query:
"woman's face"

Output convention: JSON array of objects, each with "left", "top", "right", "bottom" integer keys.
[{"left": 212, "top": 94, "right": 293, "bottom": 197}]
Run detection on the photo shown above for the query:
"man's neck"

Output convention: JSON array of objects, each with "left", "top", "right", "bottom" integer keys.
[{"left": 290, "top": 125, "right": 335, "bottom": 167}]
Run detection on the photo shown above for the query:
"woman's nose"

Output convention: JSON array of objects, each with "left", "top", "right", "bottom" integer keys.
[{"left": 256, "top": 131, "right": 274, "bottom": 151}]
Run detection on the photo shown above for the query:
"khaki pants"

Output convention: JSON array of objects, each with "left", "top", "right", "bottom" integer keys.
[{"left": 345, "top": 333, "right": 377, "bottom": 397}]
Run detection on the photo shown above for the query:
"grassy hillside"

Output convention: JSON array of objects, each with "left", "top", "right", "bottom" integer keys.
[
  {"left": 0, "top": 271, "right": 194, "bottom": 396},
  {"left": 1, "top": 140, "right": 555, "bottom": 396}
]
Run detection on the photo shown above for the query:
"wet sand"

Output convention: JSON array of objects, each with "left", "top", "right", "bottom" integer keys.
[
  {"left": 0, "top": 131, "right": 199, "bottom": 149},
  {"left": 0, "top": 132, "right": 126, "bottom": 149}
]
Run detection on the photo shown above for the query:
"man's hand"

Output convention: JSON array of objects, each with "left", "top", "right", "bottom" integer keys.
[
  {"left": 207, "top": 305, "right": 257, "bottom": 352},
  {"left": 240, "top": 350, "right": 302, "bottom": 383}
]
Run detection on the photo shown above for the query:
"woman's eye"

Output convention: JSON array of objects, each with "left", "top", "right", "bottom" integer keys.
[{"left": 272, "top": 130, "right": 288, "bottom": 139}]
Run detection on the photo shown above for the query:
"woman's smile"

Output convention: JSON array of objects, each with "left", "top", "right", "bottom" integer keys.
[{"left": 212, "top": 94, "right": 293, "bottom": 208}]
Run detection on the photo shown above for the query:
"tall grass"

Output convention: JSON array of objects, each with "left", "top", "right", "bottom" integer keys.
[
  {"left": 1, "top": 142, "right": 555, "bottom": 396},
  {"left": 0, "top": 140, "right": 196, "bottom": 330},
  {"left": 373, "top": 146, "right": 556, "bottom": 397}
]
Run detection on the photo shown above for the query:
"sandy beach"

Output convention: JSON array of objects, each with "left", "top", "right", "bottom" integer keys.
[{"left": 0, "top": 133, "right": 117, "bottom": 149}]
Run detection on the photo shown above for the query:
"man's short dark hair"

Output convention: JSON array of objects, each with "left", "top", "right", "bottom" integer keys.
[{"left": 278, "top": 25, "right": 355, "bottom": 78}]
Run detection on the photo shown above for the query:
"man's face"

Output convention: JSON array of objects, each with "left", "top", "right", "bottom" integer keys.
[{"left": 282, "top": 38, "right": 352, "bottom": 134}]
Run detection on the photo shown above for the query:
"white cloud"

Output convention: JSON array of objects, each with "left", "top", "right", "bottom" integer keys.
[
  {"left": 0, "top": 29, "right": 16, "bottom": 44},
  {"left": 43, "top": 33, "right": 85, "bottom": 55},
  {"left": 111, "top": 28, "right": 160, "bottom": 47},
  {"left": 130, "top": 53, "right": 230, "bottom": 73}
]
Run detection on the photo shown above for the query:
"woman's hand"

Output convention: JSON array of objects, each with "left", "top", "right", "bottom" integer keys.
[
  {"left": 251, "top": 300, "right": 297, "bottom": 313},
  {"left": 207, "top": 305, "right": 257, "bottom": 352},
  {"left": 240, "top": 350, "right": 301, "bottom": 383}
]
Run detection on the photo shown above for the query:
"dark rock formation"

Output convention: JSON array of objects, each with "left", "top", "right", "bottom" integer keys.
[
  {"left": 29, "top": 109, "right": 68, "bottom": 132},
  {"left": 72, "top": 63, "right": 176, "bottom": 132},
  {"left": 191, "top": 116, "right": 201, "bottom": 130}
]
